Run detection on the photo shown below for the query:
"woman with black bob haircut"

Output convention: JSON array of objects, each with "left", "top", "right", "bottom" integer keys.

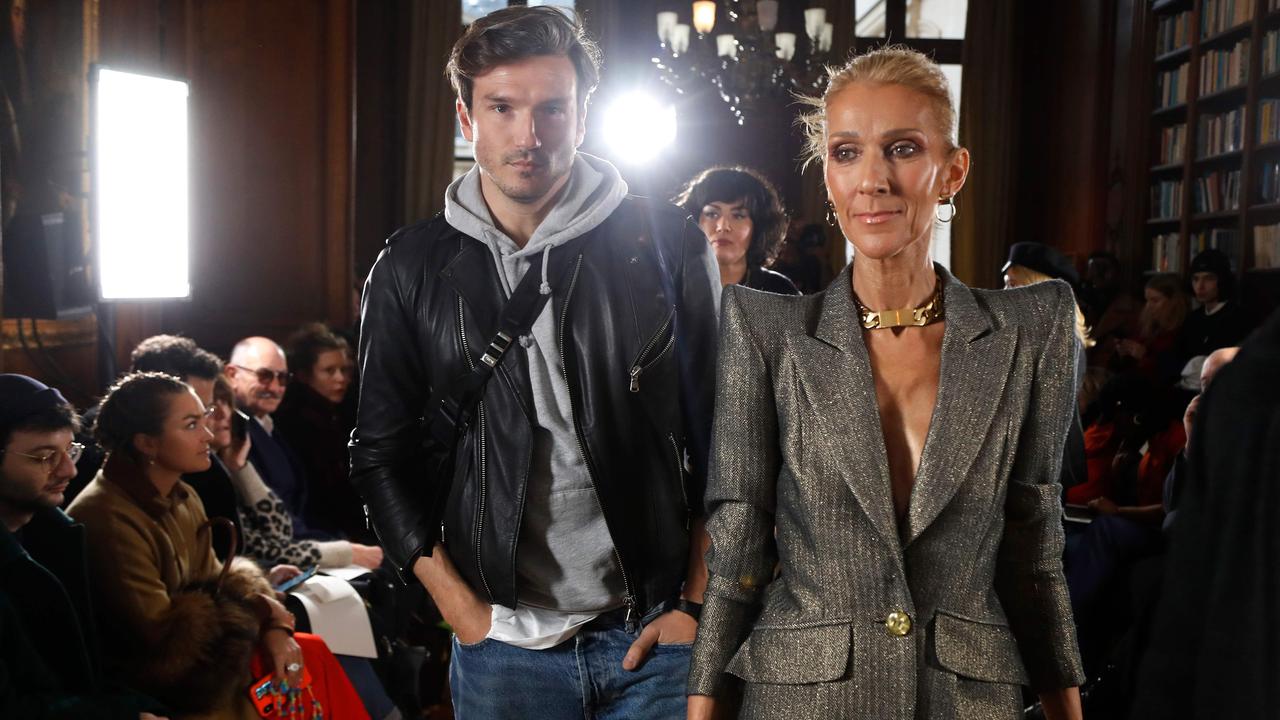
[
  {"left": 68, "top": 371, "right": 367, "bottom": 719},
  {"left": 674, "top": 166, "right": 801, "bottom": 294}
]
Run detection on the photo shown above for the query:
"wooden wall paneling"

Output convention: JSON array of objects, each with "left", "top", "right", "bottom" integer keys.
[{"left": 323, "top": 0, "right": 355, "bottom": 328}]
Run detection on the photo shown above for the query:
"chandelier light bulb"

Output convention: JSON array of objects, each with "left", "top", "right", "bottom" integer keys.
[
  {"left": 756, "top": 0, "right": 779, "bottom": 32},
  {"left": 775, "top": 31, "right": 797, "bottom": 61},
  {"left": 657, "top": 11, "right": 678, "bottom": 43},
  {"left": 716, "top": 34, "right": 738, "bottom": 58},
  {"left": 692, "top": 0, "right": 716, "bottom": 34},
  {"left": 804, "top": 8, "right": 827, "bottom": 40},
  {"left": 671, "top": 24, "right": 691, "bottom": 54},
  {"left": 820, "top": 22, "right": 834, "bottom": 52}
]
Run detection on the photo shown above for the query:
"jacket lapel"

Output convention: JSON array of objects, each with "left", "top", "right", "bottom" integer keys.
[
  {"left": 792, "top": 271, "right": 901, "bottom": 551},
  {"left": 901, "top": 271, "right": 1018, "bottom": 546}
]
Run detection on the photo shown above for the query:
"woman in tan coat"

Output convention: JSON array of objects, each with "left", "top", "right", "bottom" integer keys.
[{"left": 69, "top": 372, "right": 366, "bottom": 719}]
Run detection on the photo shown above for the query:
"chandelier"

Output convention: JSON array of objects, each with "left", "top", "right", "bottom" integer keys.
[{"left": 652, "top": 0, "right": 833, "bottom": 124}]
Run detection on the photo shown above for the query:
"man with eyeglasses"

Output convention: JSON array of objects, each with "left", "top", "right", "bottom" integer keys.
[
  {"left": 226, "top": 336, "right": 383, "bottom": 568},
  {"left": 0, "top": 373, "right": 168, "bottom": 719}
]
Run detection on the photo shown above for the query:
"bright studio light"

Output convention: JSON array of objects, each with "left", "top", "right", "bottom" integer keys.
[
  {"left": 601, "top": 92, "right": 677, "bottom": 165},
  {"left": 94, "top": 67, "right": 190, "bottom": 300}
]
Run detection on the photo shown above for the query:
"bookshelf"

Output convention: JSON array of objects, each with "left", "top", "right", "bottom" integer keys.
[{"left": 1144, "top": 0, "right": 1280, "bottom": 277}]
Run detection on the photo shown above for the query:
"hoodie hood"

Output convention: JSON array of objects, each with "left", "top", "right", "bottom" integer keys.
[{"left": 444, "top": 152, "right": 628, "bottom": 295}]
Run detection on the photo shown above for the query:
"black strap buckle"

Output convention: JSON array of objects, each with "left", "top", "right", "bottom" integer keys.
[{"left": 480, "top": 330, "right": 514, "bottom": 368}]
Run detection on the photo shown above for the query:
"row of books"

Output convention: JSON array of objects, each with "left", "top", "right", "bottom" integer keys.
[
  {"left": 1199, "top": 39, "right": 1250, "bottom": 94},
  {"left": 1158, "top": 123, "right": 1187, "bottom": 164},
  {"left": 1265, "top": 29, "right": 1280, "bottom": 75},
  {"left": 1153, "top": 229, "right": 1251, "bottom": 272},
  {"left": 1201, "top": 0, "right": 1255, "bottom": 38},
  {"left": 1151, "top": 180, "right": 1184, "bottom": 219},
  {"left": 1258, "top": 159, "right": 1280, "bottom": 202},
  {"left": 1152, "top": 233, "right": 1186, "bottom": 272},
  {"left": 1254, "top": 222, "right": 1280, "bottom": 268},
  {"left": 1192, "top": 228, "right": 1242, "bottom": 270},
  {"left": 1156, "top": 63, "right": 1189, "bottom": 108},
  {"left": 1260, "top": 99, "right": 1280, "bottom": 143},
  {"left": 1193, "top": 169, "right": 1242, "bottom": 213},
  {"left": 1197, "top": 106, "right": 1245, "bottom": 156},
  {"left": 1156, "top": 11, "right": 1191, "bottom": 56}
]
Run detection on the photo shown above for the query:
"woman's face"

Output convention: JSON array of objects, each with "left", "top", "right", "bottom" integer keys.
[
  {"left": 823, "top": 82, "right": 968, "bottom": 261},
  {"left": 300, "top": 348, "right": 351, "bottom": 405},
  {"left": 698, "top": 199, "right": 754, "bottom": 269},
  {"left": 1144, "top": 287, "right": 1169, "bottom": 315},
  {"left": 146, "top": 389, "right": 213, "bottom": 475},
  {"left": 209, "top": 396, "right": 234, "bottom": 451}
]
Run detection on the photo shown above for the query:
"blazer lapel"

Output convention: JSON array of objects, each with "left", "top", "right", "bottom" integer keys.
[
  {"left": 902, "top": 270, "right": 1018, "bottom": 546},
  {"left": 792, "top": 271, "right": 901, "bottom": 551}
]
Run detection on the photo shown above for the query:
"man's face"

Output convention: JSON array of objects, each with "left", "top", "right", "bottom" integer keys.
[
  {"left": 0, "top": 427, "right": 76, "bottom": 516},
  {"left": 458, "top": 54, "right": 585, "bottom": 206},
  {"left": 226, "top": 352, "right": 288, "bottom": 417},
  {"left": 1191, "top": 272, "right": 1220, "bottom": 304}
]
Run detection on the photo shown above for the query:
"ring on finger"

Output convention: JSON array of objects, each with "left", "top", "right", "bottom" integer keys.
[{"left": 286, "top": 662, "right": 303, "bottom": 673}]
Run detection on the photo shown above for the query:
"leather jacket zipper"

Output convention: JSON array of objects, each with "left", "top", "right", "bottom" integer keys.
[
  {"left": 457, "top": 294, "right": 494, "bottom": 602},
  {"left": 558, "top": 255, "right": 639, "bottom": 628},
  {"left": 629, "top": 310, "right": 676, "bottom": 393},
  {"left": 669, "top": 433, "right": 690, "bottom": 530}
]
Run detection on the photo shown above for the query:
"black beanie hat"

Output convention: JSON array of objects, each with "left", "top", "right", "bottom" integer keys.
[
  {"left": 0, "top": 374, "right": 70, "bottom": 440},
  {"left": 1188, "top": 248, "right": 1236, "bottom": 299}
]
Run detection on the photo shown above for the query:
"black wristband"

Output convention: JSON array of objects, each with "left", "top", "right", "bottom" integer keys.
[{"left": 673, "top": 598, "right": 702, "bottom": 621}]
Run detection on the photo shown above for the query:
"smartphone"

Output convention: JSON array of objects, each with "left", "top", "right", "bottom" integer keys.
[
  {"left": 249, "top": 665, "right": 314, "bottom": 716},
  {"left": 272, "top": 565, "right": 318, "bottom": 594},
  {"left": 230, "top": 408, "right": 251, "bottom": 443}
]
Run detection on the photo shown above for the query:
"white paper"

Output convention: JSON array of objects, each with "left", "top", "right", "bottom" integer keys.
[
  {"left": 290, "top": 575, "right": 377, "bottom": 658},
  {"left": 320, "top": 565, "right": 374, "bottom": 582}
]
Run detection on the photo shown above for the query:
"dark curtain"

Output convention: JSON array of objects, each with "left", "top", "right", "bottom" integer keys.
[
  {"left": 403, "top": 0, "right": 463, "bottom": 222},
  {"left": 952, "top": 0, "right": 1020, "bottom": 290}
]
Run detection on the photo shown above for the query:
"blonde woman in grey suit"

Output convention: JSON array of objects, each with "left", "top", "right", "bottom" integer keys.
[{"left": 687, "top": 46, "right": 1085, "bottom": 720}]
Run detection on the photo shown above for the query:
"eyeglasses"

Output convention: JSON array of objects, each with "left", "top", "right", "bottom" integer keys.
[
  {"left": 230, "top": 364, "right": 292, "bottom": 386},
  {"left": 1, "top": 441, "right": 85, "bottom": 471}
]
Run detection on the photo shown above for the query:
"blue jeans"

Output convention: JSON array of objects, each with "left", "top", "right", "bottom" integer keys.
[{"left": 449, "top": 611, "right": 691, "bottom": 720}]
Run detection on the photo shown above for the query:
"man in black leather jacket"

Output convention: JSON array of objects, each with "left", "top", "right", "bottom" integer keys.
[{"left": 349, "top": 7, "right": 719, "bottom": 718}]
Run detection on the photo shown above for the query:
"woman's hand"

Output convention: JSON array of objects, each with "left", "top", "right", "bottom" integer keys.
[
  {"left": 687, "top": 694, "right": 719, "bottom": 720},
  {"left": 261, "top": 625, "right": 304, "bottom": 689},
  {"left": 1088, "top": 497, "right": 1119, "bottom": 516},
  {"left": 268, "top": 564, "right": 302, "bottom": 587},
  {"left": 351, "top": 543, "right": 384, "bottom": 569},
  {"left": 218, "top": 431, "right": 252, "bottom": 472}
]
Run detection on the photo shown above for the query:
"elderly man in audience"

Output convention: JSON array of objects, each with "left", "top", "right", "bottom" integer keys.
[
  {"left": 226, "top": 335, "right": 382, "bottom": 568},
  {"left": 0, "top": 373, "right": 168, "bottom": 719}
]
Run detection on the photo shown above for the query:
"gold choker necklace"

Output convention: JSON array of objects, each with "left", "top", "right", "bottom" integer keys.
[{"left": 853, "top": 278, "right": 945, "bottom": 330}]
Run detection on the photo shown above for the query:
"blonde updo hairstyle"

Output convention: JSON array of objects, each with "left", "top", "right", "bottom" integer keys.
[{"left": 800, "top": 45, "right": 960, "bottom": 170}]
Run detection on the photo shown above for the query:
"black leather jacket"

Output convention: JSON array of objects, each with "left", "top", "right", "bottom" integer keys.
[{"left": 350, "top": 197, "right": 719, "bottom": 615}]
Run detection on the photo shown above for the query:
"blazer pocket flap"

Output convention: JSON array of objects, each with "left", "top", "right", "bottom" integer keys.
[
  {"left": 933, "top": 611, "right": 1029, "bottom": 685},
  {"left": 726, "top": 622, "right": 850, "bottom": 684}
]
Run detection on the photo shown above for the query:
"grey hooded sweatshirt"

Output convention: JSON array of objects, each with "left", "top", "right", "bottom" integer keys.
[{"left": 443, "top": 153, "right": 627, "bottom": 613}]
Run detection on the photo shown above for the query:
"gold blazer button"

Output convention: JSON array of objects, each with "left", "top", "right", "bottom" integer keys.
[{"left": 885, "top": 610, "right": 913, "bottom": 637}]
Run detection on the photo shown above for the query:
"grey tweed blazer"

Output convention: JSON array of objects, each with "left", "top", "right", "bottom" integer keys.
[{"left": 687, "top": 266, "right": 1086, "bottom": 719}]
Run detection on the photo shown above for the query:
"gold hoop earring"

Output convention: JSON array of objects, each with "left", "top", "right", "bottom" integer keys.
[
  {"left": 936, "top": 195, "right": 957, "bottom": 224},
  {"left": 825, "top": 200, "right": 838, "bottom": 227}
]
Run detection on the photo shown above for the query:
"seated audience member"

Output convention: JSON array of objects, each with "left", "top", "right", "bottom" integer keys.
[
  {"left": 1080, "top": 252, "right": 1140, "bottom": 343},
  {"left": 769, "top": 219, "right": 826, "bottom": 294},
  {"left": 67, "top": 372, "right": 368, "bottom": 720},
  {"left": 1131, "top": 310, "right": 1280, "bottom": 718},
  {"left": 69, "top": 334, "right": 226, "bottom": 507},
  {"left": 673, "top": 165, "right": 801, "bottom": 294},
  {"left": 226, "top": 336, "right": 327, "bottom": 540},
  {"left": 1175, "top": 248, "right": 1252, "bottom": 366},
  {"left": 1111, "top": 273, "right": 1188, "bottom": 386},
  {"left": 275, "top": 323, "right": 369, "bottom": 541},
  {"left": 0, "top": 374, "right": 168, "bottom": 719},
  {"left": 1162, "top": 346, "right": 1238, "bottom": 533},
  {"left": 211, "top": 376, "right": 379, "bottom": 569}
]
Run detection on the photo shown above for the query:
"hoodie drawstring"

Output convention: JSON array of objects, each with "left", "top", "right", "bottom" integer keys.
[{"left": 539, "top": 244, "right": 553, "bottom": 296}]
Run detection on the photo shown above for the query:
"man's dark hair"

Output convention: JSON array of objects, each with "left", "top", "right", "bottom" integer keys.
[
  {"left": 285, "top": 322, "right": 349, "bottom": 377},
  {"left": 446, "top": 6, "right": 602, "bottom": 112},
  {"left": 94, "top": 372, "right": 189, "bottom": 462},
  {"left": 130, "top": 334, "right": 223, "bottom": 380},
  {"left": 0, "top": 404, "right": 80, "bottom": 457},
  {"left": 673, "top": 166, "right": 789, "bottom": 269}
]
